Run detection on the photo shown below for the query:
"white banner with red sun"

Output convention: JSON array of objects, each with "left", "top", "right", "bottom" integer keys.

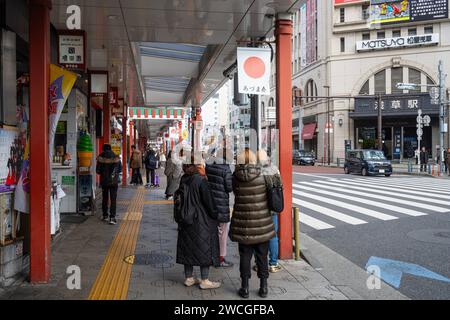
[{"left": 237, "top": 47, "right": 271, "bottom": 96}]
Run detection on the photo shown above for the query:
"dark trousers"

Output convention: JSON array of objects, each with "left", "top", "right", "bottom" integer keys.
[
  {"left": 102, "top": 186, "right": 118, "bottom": 218},
  {"left": 131, "top": 168, "right": 143, "bottom": 184},
  {"left": 420, "top": 164, "right": 427, "bottom": 172},
  {"left": 146, "top": 169, "right": 155, "bottom": 185},
  {"left": 238, "top": 242, "right": 269, "bottom": 279},
  {"left": 184, "top": 265, "right": 210, "bottom": 280}
]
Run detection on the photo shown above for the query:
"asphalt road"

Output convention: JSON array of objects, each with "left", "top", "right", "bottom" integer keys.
[{"left": 293, "top": 167, "right": 450, "bottom": 300}]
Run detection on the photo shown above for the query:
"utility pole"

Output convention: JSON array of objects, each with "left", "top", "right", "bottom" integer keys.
[
  {"left": 439, "top": 60, "right": 445, "bottom": 173},
  {"left": 378, "top": 94, "right": 383, "bottom": 151},
  {"left": 326, "top": 86, "right": 331, "bottom": 165}
]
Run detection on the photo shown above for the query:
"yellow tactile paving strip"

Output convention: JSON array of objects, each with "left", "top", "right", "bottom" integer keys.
[
  {"left": 118, "top": 200, "right": 173, "bottom": 205},
  {"left": 88, "top": 187, "right": 145, "bottom": 300}
]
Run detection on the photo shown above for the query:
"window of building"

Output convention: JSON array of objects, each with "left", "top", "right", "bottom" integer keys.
[
  {"left": 261, "top": 102, "right": 265, "bottom": 119},
  {"left": 362, "top": 32, "right": 370, "bottom": 40},
  {"left": 362, "top": 5, "right": 370, "bottom": 20},
  {"left": 427, "top": 76, "right": 435, "bottom": 86},
  {"left": 391, "top": 67, "right": 403, "bottom": 94},
  {"left": 424, "top": 26, "right": 433, "bottom": 34},
  {"left": 409, "top": 68, "right": 421, "bottom": 92},
  {"left": 340, "top": 37, "right": 345, "bottom": 53},
  {"left": 408, "top": 28, "right": 417, "bottom": 36},
  {"left": 377, "top": 31, "right": 385, "bottom": 39},
  {"left": 359, "top": 80, "right": 370, "bottom": 95},
  {"left": 374, "top": 70, "right": 386, "bottom": 94},
  {"left": 269, "top": 98, "right": 274, "bottom": 107},
  {"left": 340, "top": 8, "right": 345, "bottom": 23},
  {"left": 305, "top": 79, "right": 318, "bottom": 103},
  {"left": 392, "top": 30, "right": 401, "bottom": 37}
]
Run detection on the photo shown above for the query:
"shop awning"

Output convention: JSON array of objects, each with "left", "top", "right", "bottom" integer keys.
[{"left": 302, "top": 123, "right": 317, "bottom": 140}]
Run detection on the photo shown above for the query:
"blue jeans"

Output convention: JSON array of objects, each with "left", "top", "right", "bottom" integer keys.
[{"left": 269, "top": 215, "right": 279, "bottom": 266}]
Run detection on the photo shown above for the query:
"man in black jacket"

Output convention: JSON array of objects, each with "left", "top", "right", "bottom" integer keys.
[
  {"left": 420, "top": 146, "right": 428, "bottom": 172},
  {"left": 206, "top": 146, "right": 234, "bottom": 268},
  {"left": 96, "top": 144, "right": 122, "bottom": 225},
  {"left": 144, "top": 148, "right": 158, "bottom": 188}
]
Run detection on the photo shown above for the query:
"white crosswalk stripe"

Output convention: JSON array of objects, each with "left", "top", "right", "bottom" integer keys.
[{"left": 293, "top": 176, "right": 450, "bottom": 231}]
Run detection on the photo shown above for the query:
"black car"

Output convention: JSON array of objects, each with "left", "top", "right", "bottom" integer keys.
[
  {"left": 344, "top": 149, "right": 392, "bottom": 177},
  {"left": 293, "top": 150, "right": 315, "bottom": 166}
]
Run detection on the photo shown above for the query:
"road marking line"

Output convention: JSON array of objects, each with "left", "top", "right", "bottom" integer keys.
[
  {"left": 293, "top": 198, "right": 367, "bottom": 225},
  {"left": 293, "top": 184, "right": 428, "bottom": 216},
  {"left": 318, "top": 180, "right": 450, "bottom": 206},
  {"left": 298, "top": 212, "right": 335, "bottom": 230},
  {"left": 335, "top": 179, "right": 449, "bottom": 199},
  {"left": 293, "top": 190, "right": 398, "bottom": 221},
  {"left": 344, "top": 179, "right": 448, "bottom": 196},
  {"left": 353, "top": 178, "right": 450, "bottom": 191},
  {"left": 293, "top": 173, "right": 339, "bottom": 179},
  {"left": 301, "top": 181, "right": 448, "bottom": 213},
  {"left": 88, "top": 187, "right": 145, "bottom": 300}
]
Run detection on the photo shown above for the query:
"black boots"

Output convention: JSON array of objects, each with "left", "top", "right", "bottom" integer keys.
[
  {"left": 238, "top": 277, "right": 249, "bottom": 298},
  {"left": 259, "top": 278, "right": 268, "bottom": 298}
]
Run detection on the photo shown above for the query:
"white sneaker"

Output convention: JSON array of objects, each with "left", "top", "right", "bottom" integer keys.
[
  {"left": 184, "top": 277, "right": 200, "bottom": 287},
  {"left": 199, "top": 279, "right": 221, "bottom": 289}
]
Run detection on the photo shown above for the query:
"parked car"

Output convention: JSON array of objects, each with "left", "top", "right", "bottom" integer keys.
[
  {"left": 344, "top": 149, "right": 392, "bottom": 177},
  {"left": 293, "top": 150, "right": 315, "bottom": 166}
]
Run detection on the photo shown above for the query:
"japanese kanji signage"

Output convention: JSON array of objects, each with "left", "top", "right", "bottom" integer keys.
[
  {"left": 357, "top": 34, "right": 439, "bottom": 51},
  {"left": 237, "top": 47, "right": 271, "bottom": 96},
  {"left": 57, "top": 30, "right": 86, "bottom": 71},
  {"left": 353, "top": 94, "right": 439, "bottom": 117}
]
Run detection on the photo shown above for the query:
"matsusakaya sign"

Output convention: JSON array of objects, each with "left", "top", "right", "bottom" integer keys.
[
  {"left": 357, "top": 33, "right": 439, "bottom": 51},
  {"left": 237, "top": 47, "right": 271, "bottom": 95}
]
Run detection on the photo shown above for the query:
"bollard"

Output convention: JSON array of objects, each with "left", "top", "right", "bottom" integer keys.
[
  {"left": 293, "top": 207, "right": 300, "bottom": 261},
  {"left": 432, "top": 164, "right": 435, "bottom": 176}
]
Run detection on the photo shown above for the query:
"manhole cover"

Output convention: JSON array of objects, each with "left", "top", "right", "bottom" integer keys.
[{"left": 124, "top": 253, "right": 172, "bottom": 265}]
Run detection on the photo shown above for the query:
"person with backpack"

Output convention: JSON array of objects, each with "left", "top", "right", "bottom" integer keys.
[
  {"left": 130, "top": 145, "right": 143, "bottom": 185},
  {"left": 144, "top": 149, "right": 158, "bottom": 188},
  {"left": 231, "top": 148, "right": 276, "bottom": 299},
  {"left": 205, "top": 147, "right": 234, "bottom": 268},
  {"left": 174, "top": 161, "right": 221, "bottom": 290},
  {"left": 96, "top": 144, "right": 122, "bottom": 225}
]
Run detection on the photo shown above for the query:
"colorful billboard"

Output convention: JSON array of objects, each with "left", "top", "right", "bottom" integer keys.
[{"left": 369, "top": 0, "right": 448, "bottom": 25}]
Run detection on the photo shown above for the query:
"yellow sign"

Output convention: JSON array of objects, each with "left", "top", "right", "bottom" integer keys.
[
  {"left": 182, "top": 129, "right": 189, "bottom": 140},
  {"left": 111, "top": 134, "right": 122, "bottom": 156}
]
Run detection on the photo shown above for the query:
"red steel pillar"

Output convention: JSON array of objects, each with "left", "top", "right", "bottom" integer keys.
[
  {"left": 29, "top": 0, "right": 52, "bottom": 283},
  {"left": 122, "top": 115, "right": 128, "bottom": 186},
  {"left": 103, "top": 93, "right": 111, "bottom": 145},
  {"left": 275, "top": 14, "right": 293, "bottom": 259}
]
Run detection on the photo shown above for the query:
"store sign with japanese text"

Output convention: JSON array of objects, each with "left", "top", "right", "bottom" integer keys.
[
  {"left": 357, "top": 33, "right": 439, "bottom": 51},
  {"left": 237, "top": 47, "right": 271, "bottom": 95},
  {"left": 58, "top": 30, "right": 86, "bottom": 71},
  {"left": 369, "top": 0, "right": 448, "bottom": 26},
  {"left": 353, "top": 94, "right": 439, "bottom": 116}
]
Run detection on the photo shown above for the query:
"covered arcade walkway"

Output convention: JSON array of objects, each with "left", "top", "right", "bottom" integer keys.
[{"left": 14, "top": 0, "right": 297, "bottom": 285}]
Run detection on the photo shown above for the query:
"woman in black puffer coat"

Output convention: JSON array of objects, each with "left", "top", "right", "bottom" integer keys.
[
  {"left": 231, "top": 148, "right": 275, "bottom": 299},
  {"left": 205, "top": 148, "right": 234, "bottom": 268},
  {"left": 176, "top": 164, "right": 221, "bottom": 290}
]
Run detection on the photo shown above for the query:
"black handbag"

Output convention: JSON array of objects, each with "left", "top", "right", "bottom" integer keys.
[{"left": 264, "top": 174, "right": 284, "bottom": 213}]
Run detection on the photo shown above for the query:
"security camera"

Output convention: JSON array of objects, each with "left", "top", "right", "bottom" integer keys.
[{"left": 223, "top": 61, "right": 237, "bottom": 80}]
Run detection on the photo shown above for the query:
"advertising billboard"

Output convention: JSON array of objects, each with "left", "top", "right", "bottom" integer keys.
[{"left": 369, "top": 0, "right": 448, "bottom": 25}]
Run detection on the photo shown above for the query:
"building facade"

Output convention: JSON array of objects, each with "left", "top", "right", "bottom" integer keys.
[{"left": 289, "top": 0, "right": 450, "bottom": 162}]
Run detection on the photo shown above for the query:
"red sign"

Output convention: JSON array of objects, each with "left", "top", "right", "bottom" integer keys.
[{"left": 109, "top": 87, "right": 118, "bottom": 105}]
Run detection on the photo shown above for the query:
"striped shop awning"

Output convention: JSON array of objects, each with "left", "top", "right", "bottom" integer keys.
[{"left": 128, "top": 107, "right": 185, "bottom": 120}]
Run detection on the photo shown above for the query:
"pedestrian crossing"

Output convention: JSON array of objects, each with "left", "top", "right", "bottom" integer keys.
[{"left": 294, "top": 176, "right": 450, "bottom": 231}]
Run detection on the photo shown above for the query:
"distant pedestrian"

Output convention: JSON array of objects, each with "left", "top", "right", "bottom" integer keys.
[
  {"left": 175, "top": 162, "right": 221, "bottom": 290},
  {"left": 164, "top": 151, "right": 183, "bottom": 200},
  {"left": 130, "top": 145, "right": 143, "bottom": 185},
  {"left": 231, "top": 148, "right": 275, "bottom": 299},
  {"left": 144, "top": 149, "right": 158, "bottom": 188},
  {"left": 96, "top": 144, "right": 122, "bottom": 225},
  {"left": 205, "top": 147, "right": 234, "bottom": 268},
  {"left": 420, "top": 147, "right": 428, "bottom": 172}
]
